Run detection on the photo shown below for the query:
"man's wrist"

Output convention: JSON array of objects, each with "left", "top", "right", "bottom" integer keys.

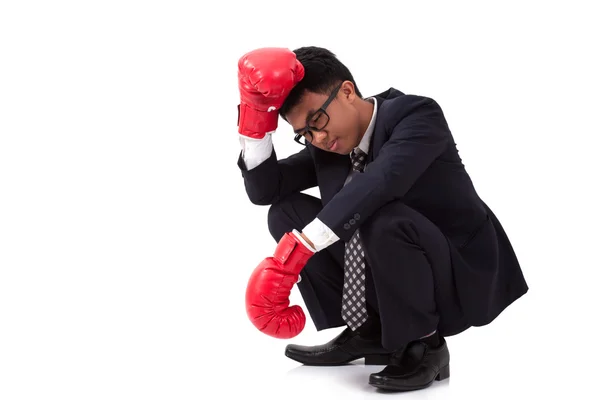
[
  {"left": 299, "top": 232, "right": 315, "bottom": 250},
  {"left": 291, "top": 229, "right": 316, "bottom": 253}
]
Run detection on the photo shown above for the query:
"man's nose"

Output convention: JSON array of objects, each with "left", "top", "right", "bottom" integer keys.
[{"left": 312, "top": 130, "right": 327, "bottom": 144}]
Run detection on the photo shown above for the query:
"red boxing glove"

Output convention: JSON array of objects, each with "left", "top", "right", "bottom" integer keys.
[
  {"left": 245, "top": 231, "right": 314, "bottom": 339},
  {"left": 237, "top": 47, "right": 305, "bottom": 139}
]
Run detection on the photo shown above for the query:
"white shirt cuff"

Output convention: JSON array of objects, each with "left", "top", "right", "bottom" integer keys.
[
  {"left": 301, "top": 218, "right": 340, "bottom": 252},
  {"left": 239, "top": 134, "right": 274, "bottom": 170}
]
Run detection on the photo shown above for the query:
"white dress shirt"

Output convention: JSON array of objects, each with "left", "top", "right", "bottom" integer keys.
[{"left": 239, "top": 97, "right": 378, "bottom": 252}]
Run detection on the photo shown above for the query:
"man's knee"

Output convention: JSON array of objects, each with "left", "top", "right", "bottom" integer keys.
[
  {"left": 267, "top": 200, "right": 289, "bottom": 241},
  {"left": 267, "top": 193, "right": 322, "bottom": 241},
  {"left": 360, "top": 201, "right": 420, "bottom": 254}
]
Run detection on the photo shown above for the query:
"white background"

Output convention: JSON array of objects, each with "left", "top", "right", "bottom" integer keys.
[{"left": 1, "top": 1, "right": 599, "bottom": 399}]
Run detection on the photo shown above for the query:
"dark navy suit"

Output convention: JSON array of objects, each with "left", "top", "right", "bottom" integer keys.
[{"left": 237, "top": 88, "right": 528, "bottom": 350}]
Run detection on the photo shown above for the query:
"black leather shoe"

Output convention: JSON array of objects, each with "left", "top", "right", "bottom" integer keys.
[
  {"left": 368, "top": 337, "right": 450, "bottom": 391},
  {"left": 285, "top": 321, "right": 391, "bottom": 366}
]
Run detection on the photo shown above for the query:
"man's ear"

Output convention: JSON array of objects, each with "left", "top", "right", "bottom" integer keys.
[{"left": 341, "top": 80, "right": 357, "bottom": 103}]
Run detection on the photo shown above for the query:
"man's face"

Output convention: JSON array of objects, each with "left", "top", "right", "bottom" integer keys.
[{"left": 285, "top": 81, "right": 362, "bottom": 155}]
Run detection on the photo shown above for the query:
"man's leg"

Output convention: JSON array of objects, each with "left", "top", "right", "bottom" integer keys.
[
  {"left": 360, "top": 200, "right": 467, "bottom": 351},
  {"left": 270, "top": 193, "right": 392, "bottom": 365},
  {"left": 267, "top": 192, "right": 347, "bottom": 331},
  {"left": 359, "top": 201, "right": 468, "bottom": 390}
]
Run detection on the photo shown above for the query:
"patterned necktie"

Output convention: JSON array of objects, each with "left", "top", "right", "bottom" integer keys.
[{"left": 341, "top": 148, "right": 368, "bottom": 330}]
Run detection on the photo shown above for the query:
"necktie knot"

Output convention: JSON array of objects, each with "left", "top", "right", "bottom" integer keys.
[{"left": 350, "top": 148, "right": 367, "bottom": 172}]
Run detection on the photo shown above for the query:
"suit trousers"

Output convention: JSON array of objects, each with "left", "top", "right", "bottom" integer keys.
[{"left": 267, "top": 192, "right": 469, "bottom": 350}]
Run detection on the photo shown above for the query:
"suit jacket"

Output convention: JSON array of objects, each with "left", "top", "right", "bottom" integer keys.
[{"left": 237, "top": 87, "right": 528, "bottom": 328}]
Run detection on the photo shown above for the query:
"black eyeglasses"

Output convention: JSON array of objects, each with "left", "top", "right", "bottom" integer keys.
[{"left": 293, "top": 83, "right": 343, "bottom": 145}]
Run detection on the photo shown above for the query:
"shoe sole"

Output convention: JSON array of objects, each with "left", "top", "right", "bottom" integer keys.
[
  {"left": 368, "top": 364, "right": 450, "bottom": 392},
  {"left": 285, "top": 349, "right": 391, "bottom": 366}
]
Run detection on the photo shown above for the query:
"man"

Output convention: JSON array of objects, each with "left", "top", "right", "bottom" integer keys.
[{"left": 237, "top": 46, "right": 528, "bottom": 392}]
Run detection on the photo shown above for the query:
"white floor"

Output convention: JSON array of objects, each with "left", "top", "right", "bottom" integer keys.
[
  {"left": 205, "top": 291, "right": 591, "bottom": 400},
  {"left": 0, "top": 283, "right": 595, "bottom": 400}
]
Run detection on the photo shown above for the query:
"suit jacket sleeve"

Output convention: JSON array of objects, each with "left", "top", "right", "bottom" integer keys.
[
  {"left": 237, "top": 146, "right": 317, "bottom": 205},
  {"left": 316, "top": 96, "right": 450, "bottom": 242}
]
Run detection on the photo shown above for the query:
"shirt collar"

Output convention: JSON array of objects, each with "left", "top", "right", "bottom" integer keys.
[{"left": 354, "top": 97, "right": 377, "bottom": 156}]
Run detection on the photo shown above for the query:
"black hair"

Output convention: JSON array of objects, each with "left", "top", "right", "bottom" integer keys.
[{"left": 279, "top": 46, "right": 362, "bottom": 120}]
